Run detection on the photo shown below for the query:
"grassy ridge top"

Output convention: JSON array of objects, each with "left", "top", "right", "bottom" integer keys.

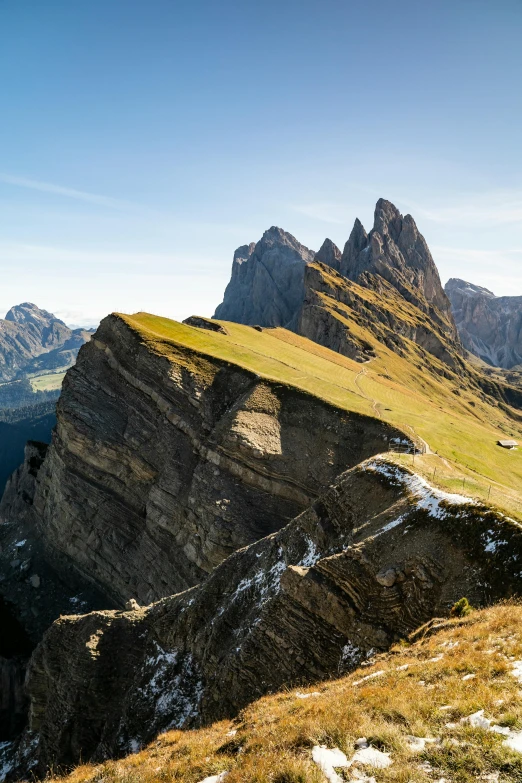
[
  {"left": 52, "top": 603, "right": 522, "bottom": 783},
  {"left": 119, "top": 312, "right": 522, "bottom": 518}
]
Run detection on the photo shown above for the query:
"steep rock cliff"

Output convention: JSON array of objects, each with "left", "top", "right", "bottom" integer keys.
[
  {"left": 299, "top": 262, "right": 464, "bottom": 370},
  {"left": 214, "top": 228, "right": 314, "bottom": 327},
  {"left": 315, "top": 238, "right": 341, "bottom": 272},
  {"left": 20, "top": 459, "right": 522, "bottom": 774},
  {"left": 446, "top": 278, "right": 522, "bottom": 369},
  {"left": 340, "top": 199, "right": 456, "bottom": 334},
  {"left": 0, "top": 314, "right": 406, "bottom": 608}
]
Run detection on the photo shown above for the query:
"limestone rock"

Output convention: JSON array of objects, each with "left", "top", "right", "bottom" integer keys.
[
  {"left": 340, "top": 199, "right": 457, "bottom": 335},
  {"left": 213, "top": 229, "right": 314, "bottom": 327},
  {"left": 445, "top": 278, "right": 522, "bottom": 369},
  {"left": 22, "top": 460, "right": 522, "bottom": 773},
  {"left": 212, "top": 201, "right": 461, "bottom": 370},
  {"left": 0, "top": 314, "right": 406, "bottom": 608},
  {"left": 315, "top": 238, "right": 341, "bottom": 272},
  {"left": 297, "top": 263, "right": 462, "bottom": 369}
]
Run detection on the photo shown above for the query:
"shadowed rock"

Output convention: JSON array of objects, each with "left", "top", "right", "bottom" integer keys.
[{"left": 18, "top": 460, "right": 522, "bottom": 774}]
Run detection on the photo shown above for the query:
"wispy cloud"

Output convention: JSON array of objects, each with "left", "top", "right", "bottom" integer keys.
[
  {"left": 0, "top": 241, "right": 220, "bottom": 273},
  {"left": 0, "top": 173, "right": 137, "bottom": 210},
  {"left": 400, "top": 191, "right": 522, "bottom": 226}
]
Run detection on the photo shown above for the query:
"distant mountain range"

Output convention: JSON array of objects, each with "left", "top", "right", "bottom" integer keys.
[
  {"left": 0, "top": 303, "right": 92, "bottom": 493},
  {"left": 215, "top": 198, "right": 463, "bottom": 371},
  {"left": 0, "top": 302, "right": 92, "bottom": 385},
  {"left": 445, "top": 278, "right": 522, "bottom": 369}
]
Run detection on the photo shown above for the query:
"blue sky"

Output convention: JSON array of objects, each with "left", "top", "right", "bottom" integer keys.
[{"left": 0, "top": 0, "right": 521, "bottom": 326}]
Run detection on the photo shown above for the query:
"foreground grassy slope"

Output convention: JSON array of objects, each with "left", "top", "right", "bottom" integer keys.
[
  {"left": 54, "top": 603, "right": 522, "bottom": 783},
  {"left": 120, "top": 312, "right": 522, "bottom": 519}
]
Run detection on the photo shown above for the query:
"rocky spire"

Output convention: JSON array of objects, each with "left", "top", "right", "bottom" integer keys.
[
  {"left": 340, "top": 218, "right": 369, "bottom": 278},
  {"left": 340, "top": 199, "right": 456, "bottom": 330},
  {"left": 315, "top": 238, "right": 341, "bottom": 272}
]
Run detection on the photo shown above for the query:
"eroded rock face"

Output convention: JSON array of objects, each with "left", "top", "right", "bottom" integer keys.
[
  {"left": 0, "top": 315, "right": 405, "bottom": 608},
  {"left": 298, "top": 263, "right": 462, "bottom": 369},
  {"left": 213, "top": 200, "right": 461, "bottom": 368},
  {"left": 340, "top": 199, "right": 457, "bottom": 335},
  {"left": 214, "top": 229, "right": 314, "bottom": 327},
  {"left": 446, "top": 278, "right": 522, "bottom": 369},
  {"left": 22, "top": 460, "right": 522, "bottom": 773},
  {"left": 315, "top": 238, "right": 341, "bottom": 272}
]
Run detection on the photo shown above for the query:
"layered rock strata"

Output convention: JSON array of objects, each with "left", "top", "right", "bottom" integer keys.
[
  {"left": 20, "top": 460, "right": 522, "bottom": 774},
  {"left": 298, "top": 262, "right": 463, "bottom": 369},
  {"left": 0, "top": 315, "right": 407, "bottom": 608}
]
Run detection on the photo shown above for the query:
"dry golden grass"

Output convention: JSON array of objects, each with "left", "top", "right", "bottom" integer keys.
[{"left": 55, "top": 603, "right": 522, "bottom": 783}]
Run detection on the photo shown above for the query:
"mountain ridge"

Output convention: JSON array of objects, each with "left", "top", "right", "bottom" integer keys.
[
  {"left": 445, "top": 277, "right": 522, "bottom": 369},
  {"left": 2, "top": 204, "right": 522, "bottom": 780}
]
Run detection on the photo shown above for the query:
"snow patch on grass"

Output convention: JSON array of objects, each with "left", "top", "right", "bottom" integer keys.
[
  {"left": 365, "top": 459, "right": 474, "bottom": 521},
  {"left": 312, "top": 746, "right": 349, "bottom": 783}
]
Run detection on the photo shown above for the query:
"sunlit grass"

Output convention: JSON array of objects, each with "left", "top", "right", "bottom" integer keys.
[
  {"left": 29, "top": 371, "right": 66, "bottom": 391},
  {"left": 54, "top": 603, "right": 522, "bottom": 783},
  {"left": 119, "top": 311, "right": 522, "bottom": 520}
]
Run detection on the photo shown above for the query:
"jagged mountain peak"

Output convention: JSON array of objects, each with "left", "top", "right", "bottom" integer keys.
[
  {"left": 445, "top": 277, "right": 496, "bottom": 298},
  {"left": 256, "top": 225, "right": 314, "bottom": 257},
  {"left": 214, "top": 198, "right": 460, "bottom": 365},
  {"left": 315, "top": 237, "right": 341, "bottom": 271},
  {"left": 214, "top": 227, "right": 314, "bottom": 327},
  {"left": 373, "top": 197, "right": 405, "bottom": 240},
  {"left": 339, "top": 198, "right": 455, "bottom": 326},
  {"left": 233, "top": 242, "right": 256, "bottom": 266},
  {"left": 4, "top": 302, "right": 64, "bottom": 327}
]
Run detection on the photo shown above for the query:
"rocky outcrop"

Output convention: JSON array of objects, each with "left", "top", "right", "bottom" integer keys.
[
  {"left": 213, "top": 201, "right": 461, "bottom": 369},
  {"left": 0, "top": 314, "right": 407, "bottom": 609},
  {"left": 19, "top": 460, "right": 522, "bottom": 774},
  {"left": 214, "top": 229, "right": 314, "bottom": 327},
  {"left": 315, "top": 238, "right": 341, "bottom": 272},
  {"left": 298, "top": 263, "right": 464, "bottom": 370},
  {"left": 340, "top": 199, "right": 457, "bottom": 336},
  {"left": 0, "top": 303, "right": 91, "bottom": 383},
  {"left": 445, "top": 278, "right": 522, "bottom": 368}
]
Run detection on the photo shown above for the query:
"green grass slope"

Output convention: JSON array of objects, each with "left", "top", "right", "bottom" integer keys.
[{"left": 119, "top": 311, "right": 522, "bottom": 519}]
